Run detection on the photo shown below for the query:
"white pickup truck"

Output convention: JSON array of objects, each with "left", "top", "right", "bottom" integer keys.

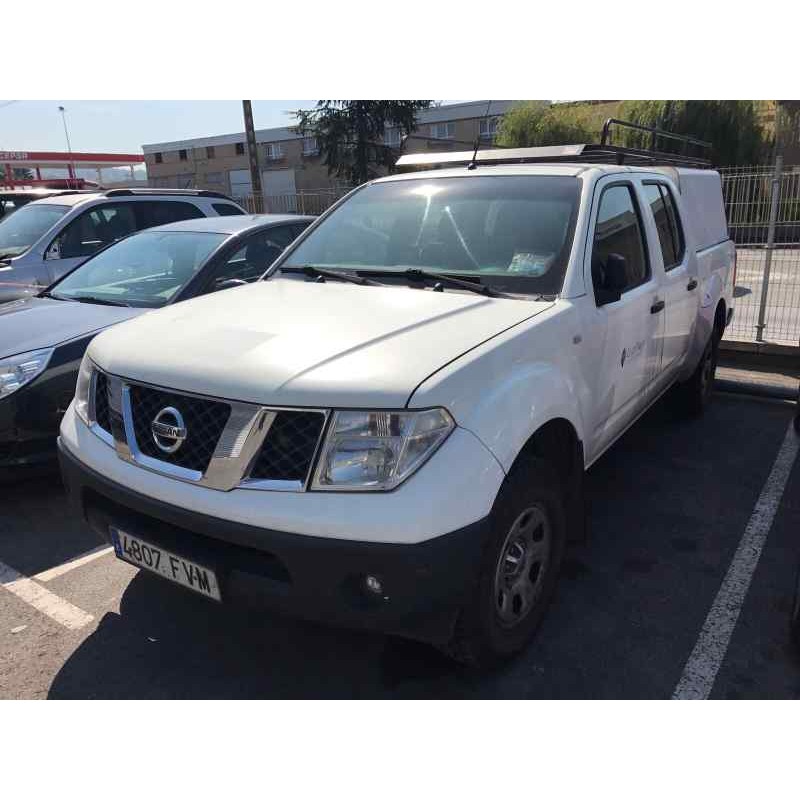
[{"left": 58, "top": 141, "right": 734, "bottom": 665}]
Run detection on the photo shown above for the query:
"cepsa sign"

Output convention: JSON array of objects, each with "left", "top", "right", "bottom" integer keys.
[{"left": 0, "top": 152, "right": 29, "bottom": 160}]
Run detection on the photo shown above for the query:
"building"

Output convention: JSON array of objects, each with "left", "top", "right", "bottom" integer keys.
[
  {"left": 0, "top": 150, "right": 145, "bottom": 187},
  {"left": 141, "top": 101, "right": 517, "bottom": 204}
]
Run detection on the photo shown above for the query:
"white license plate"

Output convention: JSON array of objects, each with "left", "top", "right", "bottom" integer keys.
[{"left": 110, "top": 527, "right": 221, "bottom": 602}]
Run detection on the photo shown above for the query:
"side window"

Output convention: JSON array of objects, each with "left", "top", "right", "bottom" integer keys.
[
  {"left": 138, "top": 201, "right": 205, "bottom": 228},
  {"left": 659, "top": 184, "right": 685, "bottom": 266},
  {"left": 57, "top": 203, "right": 136, "bottom": 259},
  {"left": 591, "top": 184, "right": 649, "bottom": 304},
  {"left": 643, "top": 183, "right": 684, "bottom": 270},
  {"left": 206, "top": 227, "right": 292, "bottom": 289},
  {"left": 212, "top": 203, "right": 245, "bottom": 217},
  {"left": 291, "top": 222, "right": 311, "bottom": 239}
]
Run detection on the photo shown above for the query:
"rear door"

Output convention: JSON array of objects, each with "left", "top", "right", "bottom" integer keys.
[
  {"left": 584, "top": 179, "right": 666, "bottom": 458},
  {"left": 640, "top": 181, "right": 698, "bottom": 376}
]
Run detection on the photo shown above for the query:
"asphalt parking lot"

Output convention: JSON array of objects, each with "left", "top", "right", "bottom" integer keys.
[{"left": 1, "top": 388, "right": 799, "bottom": 699}]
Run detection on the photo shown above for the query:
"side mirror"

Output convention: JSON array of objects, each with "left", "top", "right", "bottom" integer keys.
[
  {"left": 592, "top": 253, "right": 628, "bottom": 306},
  {"left": 214, "top": 278, "right": 248, "bottom": 291},
  {"left": 45, "top": 237, "right": 62, "bottom": 261}
]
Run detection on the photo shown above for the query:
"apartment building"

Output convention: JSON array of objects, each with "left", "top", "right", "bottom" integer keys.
[{"left": 141, "top": 101, "right": 516, "bottom": 201}]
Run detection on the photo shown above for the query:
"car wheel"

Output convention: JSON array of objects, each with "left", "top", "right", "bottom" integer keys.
[
  {"left": 674, "top": 333, "right": 718, "bottom": 418},
  {"left": 445, "top": 456, "right": 566, "bottom": 668},
  {"left": 791, "top": 567, "right": 800, "bottom": 651}
]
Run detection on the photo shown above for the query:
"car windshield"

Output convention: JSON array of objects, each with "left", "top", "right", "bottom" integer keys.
[
  {"left": 49, "top": 230, "right": 226, "bottom": 308},
  {"left": 280, "top": 175, "right": 581, "bottom": 295},
  {"left": 0, "top": 203, "right": 69, "bottom": 257}
]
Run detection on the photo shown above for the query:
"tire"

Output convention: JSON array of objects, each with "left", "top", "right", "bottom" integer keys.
[
  {"left": 445, "top": 456, "right": 567, "bottom": 668},
  {"left": 674, "top": 331, "right": 718, "bottom": 418},
  {"left": 791, "top": 567, "right": 800, "bottom": 651}
]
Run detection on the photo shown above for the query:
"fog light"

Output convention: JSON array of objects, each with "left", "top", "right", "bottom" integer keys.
[{"left": 364, "top": 575, "right": 383, "bottom": 595}]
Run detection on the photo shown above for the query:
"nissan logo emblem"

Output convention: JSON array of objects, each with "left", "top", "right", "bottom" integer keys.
[{"left": 151, "top": 406, "right": 187, "bottom": 454}]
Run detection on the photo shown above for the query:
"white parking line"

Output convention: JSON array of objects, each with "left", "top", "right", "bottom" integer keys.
[
  {"left": 673, "top": 421, "right": 800, "bottom": 699},
  {"left": 0, "top": 561, "right": 95, "bottom": 631},
  {"left": 33, "top": 546, "right": 113, "bottom": 583}
]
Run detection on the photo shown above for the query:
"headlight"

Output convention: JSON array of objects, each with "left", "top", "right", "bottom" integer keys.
[
  {"left": 311, "top": 408, "right": 454, "bottom": 491},
  {"left": 74, "top": 352, "right": 93, "bottom": 425},
  {"left": 0, "top": 347, "right": 54, "bottom": 400}
]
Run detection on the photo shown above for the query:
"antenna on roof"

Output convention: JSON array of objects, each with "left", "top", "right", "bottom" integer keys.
[{"left": 467, "top": 100, "right": 493, "bottom": 170}]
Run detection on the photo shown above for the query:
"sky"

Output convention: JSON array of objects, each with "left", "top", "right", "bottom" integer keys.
[
  {"left": 0, "top": 100, "right": 323, "bottom": 154},
  {"left": 0, "top": 100, "right": 461, "bottom": 155}
]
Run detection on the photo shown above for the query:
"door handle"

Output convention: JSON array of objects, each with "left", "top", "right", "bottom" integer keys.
[
  {"left": 687, "top": 278, "right": 698, "bottom": 291},
  {"left": 650, "top": 300, "right": 665, "bottom": 314}
]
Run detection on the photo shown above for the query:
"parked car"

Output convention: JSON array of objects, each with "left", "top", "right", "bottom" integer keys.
[
  {"left": 58, "top": 139, "right": 734, "bottom": 666},
  {"left": 0, "top": 214, "right": 313, "bottom": 475},
  {"left": 0, "top": 188, "right": 246, "bottom": 304}
]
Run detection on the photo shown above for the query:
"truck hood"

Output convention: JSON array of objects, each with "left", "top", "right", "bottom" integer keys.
[
  {"left": 0, "top": 296, "right": 142, "bottom": 359},
  {"left": 89, "top": 277, "right": 552, "bottom": 408}
]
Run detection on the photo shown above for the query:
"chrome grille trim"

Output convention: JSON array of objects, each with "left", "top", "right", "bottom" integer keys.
[{"left": 90, "top": 369, "right": 327, "bottom": 492}]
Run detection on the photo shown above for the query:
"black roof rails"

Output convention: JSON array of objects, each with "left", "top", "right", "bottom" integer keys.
[
  {"left": 395, "top": 118, "right": 712, "bottom": 171},
  {"left": 103, "top": 188, "right": 236, "bottom": 200}
]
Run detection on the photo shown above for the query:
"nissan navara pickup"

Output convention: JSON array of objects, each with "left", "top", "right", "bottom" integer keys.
[{"left": 58, "top": 139, "right": 735, "bottom": 665}]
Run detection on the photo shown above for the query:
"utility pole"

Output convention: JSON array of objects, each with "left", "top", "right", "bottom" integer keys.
[{"left": 242, "top": 101, "right": 263, "bottom": 212}]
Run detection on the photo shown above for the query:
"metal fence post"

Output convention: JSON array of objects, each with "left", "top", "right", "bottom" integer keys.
[{"left": 755, "top": 154, "right": 783, "bottom": 342}]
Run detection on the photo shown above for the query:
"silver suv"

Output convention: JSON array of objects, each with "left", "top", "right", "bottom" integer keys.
[{"left": 0, "top": 188, "right": 245, "bottom": 303}]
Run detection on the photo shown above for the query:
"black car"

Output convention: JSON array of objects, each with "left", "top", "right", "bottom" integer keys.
[{"left": 0, "top": 213, "right": 314, "bottom": 475}]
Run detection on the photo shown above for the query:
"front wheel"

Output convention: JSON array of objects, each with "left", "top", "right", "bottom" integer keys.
[{"left": 445, "top": 456, "right": 566, "bottom": 668}]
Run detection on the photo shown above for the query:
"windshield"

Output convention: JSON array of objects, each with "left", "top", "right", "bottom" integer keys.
[
  {"left": 280, "top": 175, "right": 581, "bottom": 295},
  {"left": 0, "top": 203, "right": 69, "bottom": 257},
  {"left": 50, "top": 230, "right": 226, "bottom": 307}
]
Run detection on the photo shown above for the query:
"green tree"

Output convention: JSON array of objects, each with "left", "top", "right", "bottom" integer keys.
[
  {"left": 617, "top": 100, "right": 770, "bottom": 165},
  {"left": 496, "top": 102, "right": 596, "bottom": 148},
  {"left": 294, "top": 100, "right": 433, "bottom": 185}
]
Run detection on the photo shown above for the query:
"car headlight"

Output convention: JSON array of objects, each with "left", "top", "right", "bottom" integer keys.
[
  {"left": 0, "top": 347, "right": 54, "bottom": 400},
  {"left": 74, "top": 352, "right": 93, "bottom": 425},
  {"left": 311, "top": 408, "right": 454, "bottom": 491}
]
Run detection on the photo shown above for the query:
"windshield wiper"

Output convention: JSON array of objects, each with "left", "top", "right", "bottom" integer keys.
[
  {"left": 402, "top": 268, "right": 512, "bottom": 299},
  {"left": 70, "top": 295, "right": 131, "bottom": 308},
  {"left": 38, "top": 290, "right": 70, "bottom": 301},
  {"left": 281, "top": 265, "right": 384, "bottom": 287}
]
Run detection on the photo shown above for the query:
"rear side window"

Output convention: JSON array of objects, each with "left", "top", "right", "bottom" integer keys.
[
  {"left": 137, "top": 201, "right": 205, "bottom": 228},
  {"left": 213, "top": 203, "right": 245, "bottom": 216},
  {"left": 643, "top": 182, "right": 684, "bottom": 270},
  {"left": 592, "top": 184, "right": 649, "bottom": 294}
]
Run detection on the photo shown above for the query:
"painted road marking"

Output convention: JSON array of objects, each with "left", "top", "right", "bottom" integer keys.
[
  {"left": 33, "top": 545, "right": 113, "bottom": 583},
  {"left": 0, "top": 561, "right": 94, "bottom": 631},
  {"left": 673, "top": 421, "right": 800, "bottom": 700}
]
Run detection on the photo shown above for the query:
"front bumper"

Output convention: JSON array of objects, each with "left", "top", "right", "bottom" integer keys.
[{"left": 58, "top": 440, "right": 492, "bottom": 643}]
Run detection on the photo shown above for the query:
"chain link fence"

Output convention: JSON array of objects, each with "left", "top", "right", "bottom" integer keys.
[{"left": 720, "top": 163, "right": 800, "bottom": 346}]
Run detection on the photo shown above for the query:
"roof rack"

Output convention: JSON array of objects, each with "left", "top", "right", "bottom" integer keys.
[
  {"left": 103, "top": 188, "right": 235, "bottom": 200},
  {"left": 395, "top": 118, "right": 713, "bottom": 171}
]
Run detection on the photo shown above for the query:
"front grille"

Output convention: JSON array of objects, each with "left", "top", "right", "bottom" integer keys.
[
  {"left": 129, "top": 385, "right": 231, "bottom": 473},
  {"left": 93, "top": 371, "right": 112, "bottom": 434},
  {"left": 249, "top": 410, "right": 326, "bottom": 482}
]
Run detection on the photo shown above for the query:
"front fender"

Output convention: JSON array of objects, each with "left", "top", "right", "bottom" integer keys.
[{"left": 408, "top": 307, "right": 587, "bottom": 474}]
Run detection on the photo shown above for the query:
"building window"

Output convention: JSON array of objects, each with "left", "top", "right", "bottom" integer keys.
[
  {"left": 154, "top": 152, "right": 163, "bottom": 164},
  {"left": 384, "top": 128, "right": 403, "bottom": 148},
  {"left": 430, "top": 122, "right": 455, "bottom": 140},
  {"left": 235, "top": 142, "right": 245, "bottom": 155},
  {"left": 179, "top": 149, "right": 188, "bottom": 161},
  {"left": 265, "top": 143, "right": 283, "bottom": 160},
  {"left": 479, "top": 117, "right": 500, "bottom": 140},
  {"left": 206, "top": 146, "right": 216, "bottom": 159},
  {"left": 302, "top": 137, "right": 319, "bottom": 156}
]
